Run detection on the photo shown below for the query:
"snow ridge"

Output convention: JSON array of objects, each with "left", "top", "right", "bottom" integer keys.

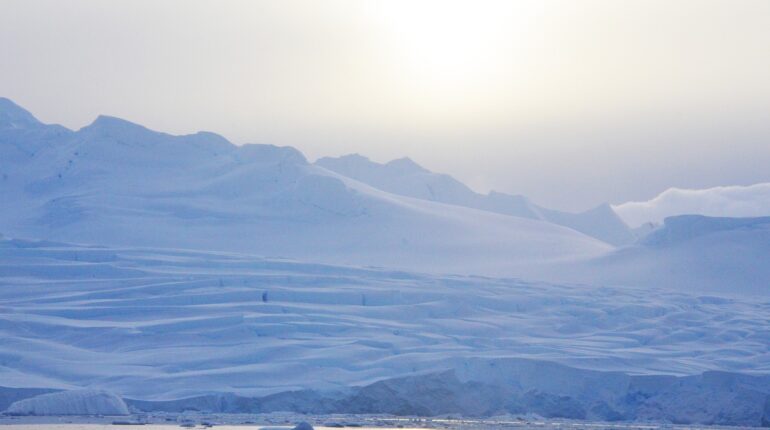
[{"left": 316, "top": 154, "right": 635, "bottom": 245}]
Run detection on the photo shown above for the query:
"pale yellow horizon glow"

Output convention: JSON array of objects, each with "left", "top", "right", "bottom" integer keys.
[
  {"left": 365, "top": 1, "right": 544, "bottom": 96},
  {"left": 2, "top": 0, "right": 770, "bottom": 210}
]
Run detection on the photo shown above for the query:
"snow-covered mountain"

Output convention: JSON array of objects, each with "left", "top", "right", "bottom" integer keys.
[
  {"left": 3, "top": 97, "right": 770, "bottom": 424},
  {"left": 0, "top": 98, "right": 610, "bottom": 277},
  {"left": 3, "top": 96, "right": 768, "bottom": 292},
  {"left": 316, "top": 154, "right": 484, "bottom": 208},
  {"left": 317, "top": 154, "right": 635, "bottom": 245}
]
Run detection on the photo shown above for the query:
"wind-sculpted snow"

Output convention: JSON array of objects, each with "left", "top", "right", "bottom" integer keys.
[
  {"left": 2, "top": 98, "right": 770, "bottom": 424},
  {"left": 1, "top": 239, "right": 769, "bottom": 404}
]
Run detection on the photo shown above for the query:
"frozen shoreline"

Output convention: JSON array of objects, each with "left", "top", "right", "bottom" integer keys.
[{"left": 0, "top": 413, "right": 759, "bottom": 429}]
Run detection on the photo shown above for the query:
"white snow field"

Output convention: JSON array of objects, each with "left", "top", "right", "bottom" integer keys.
[
  {"left": 2, "top": 238, "right": 770, "bottom": 425},
  {"left": 0, "top": 98, "right": 610, "bottom": 277},
  {"left": 3, "top": 98, "right": 770, "bottom": 424}
]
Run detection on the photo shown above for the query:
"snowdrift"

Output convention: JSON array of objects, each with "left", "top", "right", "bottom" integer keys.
[{"left": 1, "top": 239, "right": 769, "bottom": 406}]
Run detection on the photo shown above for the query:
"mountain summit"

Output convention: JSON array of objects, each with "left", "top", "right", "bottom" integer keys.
[
  {"left": 318, "top": 154, "right": 635, "bottom": 245},
  {"left": 0, "top": 97, "right": 44, "bottom": 129}
]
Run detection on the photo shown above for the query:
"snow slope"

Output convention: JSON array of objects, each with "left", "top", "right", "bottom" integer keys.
[
  {"left": 0, "top": 98, "right": 610, "bottom": 277},
  {"left": 311, "top": 152, "right": 770, "bottom": 295},
  {"left": 1, "top": 238, "right": 769, "bottom": 404},
  {"left": 564, "top": 215, "right": 770, "bottom": 296},
  {"left": 316, "top": 154, "right": 635, "bottom": 245},
  {"left": 613, "top": 183, "right": 770, "bottom": 227}
]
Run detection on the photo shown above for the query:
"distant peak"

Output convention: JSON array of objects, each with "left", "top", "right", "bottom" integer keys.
[
  {"left": 338, "top": 153, "right": 372, "bottom": 162},
  {"left": 190, "top": 130, "right": 227, "bottom": 141},
  {"left": 581, "top": 203, "right": 630, "bottom": 226},
  {"left": 183, "top": 130, "right": 234, "bottom": 148},
  {"left": 385, "top": 157, "right": 428, "bottom": 173},
  {"left": 488, "top": 190, "right": 531, "bottom": 201},
  {"left": 79, "top": 115, "right": 164, "bottom": 140},
  {"left": 317, "top": 153, "right": 371, "bottom": 164},
  {"left": 237, "top": 143, "right": 307, "bottom": 165},
  {"left": 318, "top": 154, "right": 429, "bottom": 174},
  {"left": 584, "top": 202, "right": 615, "bottom": 215},
  {"left": 316, "top": 154, "right": 376, "bottom": 171},
  {"left": 86, "top": 114, "right": 148, "bottom": 130},
  {"left": 0, "top": 97, "right": 43, "bottom": 129}
]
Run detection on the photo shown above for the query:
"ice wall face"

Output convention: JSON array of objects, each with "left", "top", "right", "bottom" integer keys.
[
  {"left": 125, "top": 360, "right": 770, "bottom": 427},
  {"left": 5, "top": 390, "right": 128, "bottom": 416},
  {"left": 0, "top": 387, "right": 58, "bottom": 412}
]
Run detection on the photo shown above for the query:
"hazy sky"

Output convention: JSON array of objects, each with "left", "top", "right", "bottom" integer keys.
[{"left": 2, "top": 0, "right": 770, "bottom": 210}]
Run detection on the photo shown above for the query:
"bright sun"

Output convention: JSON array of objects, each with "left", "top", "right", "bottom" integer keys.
[{"left": 367, "top": 0, "right": 545, "bottom": 93}]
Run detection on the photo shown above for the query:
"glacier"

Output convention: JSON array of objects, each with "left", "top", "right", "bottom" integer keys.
[{"left": 1, "top": 238, "right": 770, "bottom": 424}]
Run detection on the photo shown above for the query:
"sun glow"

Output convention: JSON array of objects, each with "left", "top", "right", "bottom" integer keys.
[{"left": 367, "top": 0, "right": 545, "bottom": 93}]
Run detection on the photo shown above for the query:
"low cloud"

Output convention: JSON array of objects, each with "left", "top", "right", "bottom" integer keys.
[{"left": 613, "top": 183, "right": 770, "bottom": 227}]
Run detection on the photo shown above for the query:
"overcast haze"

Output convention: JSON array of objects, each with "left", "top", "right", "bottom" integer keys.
[{"left": 2, "top": 0, "right": 770, "bottom": 210}]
